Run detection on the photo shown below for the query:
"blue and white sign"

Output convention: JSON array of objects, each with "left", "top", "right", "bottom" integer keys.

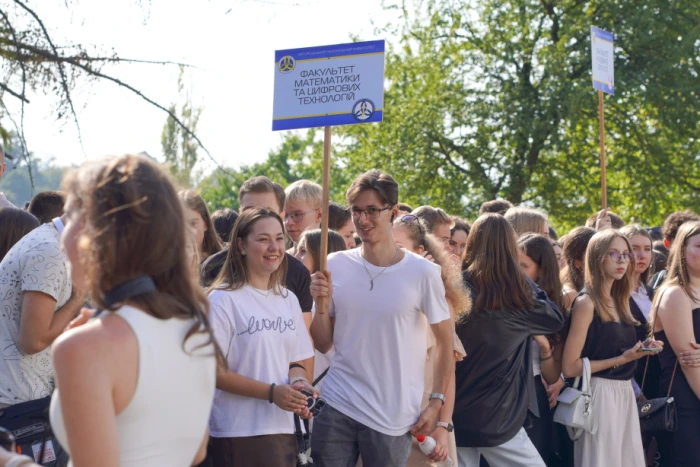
[
  {"left": 591, "top": 26, "right": 614, "bottom": 95},
  {"left": 272, "top": 40, "right": 385, "bottom": 131}
]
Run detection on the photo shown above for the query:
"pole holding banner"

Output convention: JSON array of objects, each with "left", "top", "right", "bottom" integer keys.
[
  {"left": 319, "top": 126, "right": 332, "bottom": 273},
  {"left": 598, "top": 91, "right": 607, "bottom": 210},
  {"left": 272, "top": 40, "right": 385, "bottom": 290},
  {"left": 591, "top": 26, "right": 614, "bottom": 211}
]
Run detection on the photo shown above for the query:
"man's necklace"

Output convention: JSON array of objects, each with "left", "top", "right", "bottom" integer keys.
[{"left": 361, "top": 247, "right": 401, "bottom": 291}]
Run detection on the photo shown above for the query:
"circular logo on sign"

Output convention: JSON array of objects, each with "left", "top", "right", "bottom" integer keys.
[
  {"left": 352, "top": 99, "right": 375, "bottom": 121},
  {"left": 278, "top": 56, "right": 296, "bottom": 73},
  {"left": 641, "top": 403, "right": 651, "bottom": 414}
]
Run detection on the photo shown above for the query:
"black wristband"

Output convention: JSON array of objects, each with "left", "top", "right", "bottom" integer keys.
[
  {"left": 289, "top": 363, "right": 306, "bottom": 371},
  {"left": 269, "top": 383, "right": 276, "bottom": 403}
]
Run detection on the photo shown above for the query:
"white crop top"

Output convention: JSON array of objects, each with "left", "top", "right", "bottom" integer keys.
[{"left": 50, "top": 306, "right": 216, "bottom": 466}]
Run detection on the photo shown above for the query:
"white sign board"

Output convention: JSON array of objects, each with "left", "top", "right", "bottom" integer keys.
[
  {"left": 272, "top": 40, "right": 385, "bottom": 131},
  {"left": 591, "top": 26, "right": 614, "bottom": 95}
]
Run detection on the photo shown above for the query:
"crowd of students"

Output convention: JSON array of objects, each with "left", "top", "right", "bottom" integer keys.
[{"left": 0, "top": 146, "right": 699, "bottom": 467}]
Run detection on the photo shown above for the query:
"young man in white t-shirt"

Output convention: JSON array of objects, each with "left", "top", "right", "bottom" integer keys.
[{"left": 310, "top": 170, "right": 455, "bottom": 466}]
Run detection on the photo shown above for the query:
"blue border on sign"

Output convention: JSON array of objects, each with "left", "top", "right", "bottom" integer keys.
[
  {"left": 591, "top": 26, "right": 614, "bottom": 43},
  {"left": 593, "top": 81, "right": 614, "bottom": 95},
  {"left": 272, "top": 111, "right": 384, "bottom": 131},
  {"left": 275, "top": 40, "right": 385, "bottom": 62}
]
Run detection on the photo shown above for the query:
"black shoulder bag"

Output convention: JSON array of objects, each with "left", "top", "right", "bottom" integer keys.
[{"left": 637, "top": 357, "right": 678, "bottom": 434}]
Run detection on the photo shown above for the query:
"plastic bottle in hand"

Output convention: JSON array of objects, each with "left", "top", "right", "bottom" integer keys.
[{"left": 416, "top": 434, "right": 454, "bottom": 467}]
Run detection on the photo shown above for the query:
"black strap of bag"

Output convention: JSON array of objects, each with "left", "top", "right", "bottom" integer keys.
[
  {"left": 637, "top": 288, "right": 679, "bottom": 434},
  {"left": 293, "top": 367, "right": 330, "bottom": 466}
]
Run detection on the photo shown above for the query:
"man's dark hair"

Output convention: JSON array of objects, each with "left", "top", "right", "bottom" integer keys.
[
  {"left": 661, "top": 210, "right": 700, "bottom": 242},
  {"left": 397, "top": 203, "right": 413, "bottom": 214},
  {"left": 28, "top": 190, "right": 66, "bottom": 224},
  {"left": 548, "top": 226, "right": 558, "bottom": 240},
  {"left": 211, "top": 208, "right": 239, "bottom": 244},
  {"left": 328, "top": 202, "right": 351, "bottom": 231},
  {"left": 346, "top": 170, "right": 399, "bottom": 207},
  {"left": 479, "top": 199, "right": 513, "bottom": 216},
  {"left": 238, "top": 176, "right": 285, "bottom": 213}
]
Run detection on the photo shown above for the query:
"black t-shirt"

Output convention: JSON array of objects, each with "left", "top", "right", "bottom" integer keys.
[{"left": 199, "top": 248, "right": 313, "bottom": 312}]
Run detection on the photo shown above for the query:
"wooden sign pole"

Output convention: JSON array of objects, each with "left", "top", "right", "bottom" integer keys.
[
  {"left": 319, "top": 125, "right": 332, "bottom": 273},
  {"left": 598, "top": 90, "right": 607, "bottom": 210}
]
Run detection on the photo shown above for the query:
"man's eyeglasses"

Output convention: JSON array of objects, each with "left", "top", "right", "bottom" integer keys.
[
  {"left": 285, "top": 210, "right": 316, "bottom": 223},
  {"left": 351, "top": 205, "right": 394, "bottom": 220},
  {"left": 606, "top": 251, "right": 634, "bottom": 263}
]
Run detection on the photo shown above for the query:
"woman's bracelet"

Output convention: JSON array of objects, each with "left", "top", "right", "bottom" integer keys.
[
  {"left": 540, "top": 353, "right": 554, "bottom": 362},
  {"left": 290, "top": 376, "right": 308, "bottom": 386},
  {"left": 268, "top": 383, "right": 276, "bottom": 403}
]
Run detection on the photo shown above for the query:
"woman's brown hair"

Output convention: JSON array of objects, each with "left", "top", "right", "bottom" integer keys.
[
  {"left": 179, "top": 189, "right": 222, "bottom": 258},
  {"left": 504, "top": 206, "right": 548, "bottom": 237},
  {"left": 0, "top": 208, "right": 40, "bottom": 261},
  {"left": 462, "top": 213, "right": 533, "bottom": 312},
  {"left": 620, "top": 224, "right": 654, "bottom": 285},
  {"left": 519, "top": 233, "right": 567, "bottom": 343},
  {"left": 653, "top": 221, "right": 700, "bottom": 307},
  {"left": 560, "top": 226, "right": 596, "bottom": 293},
  {"left": 583, "top": 230, "right": 638, "bottom": 325},
  {"left": 518, "top": 234, "right": 565, "bottom": 315},
  {"left": 211, "top": 208, "right": 288, "bottom": 294},
  {"left": 394, "top": 215, "right": 472, "bottom": 320},
  {"left": 300, "top": 229, "right": 347, "bottom": 273},
  {"left": 62, "top": 155, "right": 221, "bottom": 360}
]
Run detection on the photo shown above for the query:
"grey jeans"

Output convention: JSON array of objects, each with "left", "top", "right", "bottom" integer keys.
[{"left": 311, "top": 404, "right": 412, "bottom": 467}]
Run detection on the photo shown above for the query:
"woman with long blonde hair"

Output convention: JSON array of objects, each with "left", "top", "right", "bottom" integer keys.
[
  {"left": 651, "top": 221, "right": 700, "bottom": 466},
  {"left": 392, "top": 213, "right": 469, "bottom": 466},
  {"left": 563, "top": 229, "right": 661, "bottom": 467}
]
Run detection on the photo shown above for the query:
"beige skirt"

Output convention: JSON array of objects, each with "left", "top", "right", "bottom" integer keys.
[{"left": 574, "top": 377, "right": 644, "bottom": 467}]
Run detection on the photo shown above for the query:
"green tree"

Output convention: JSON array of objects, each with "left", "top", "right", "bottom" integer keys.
[
  {"left": 161, "top": 69, "right": 202, "bottom": 187},
  {"left": 197, "top": 130, "right": 352, "bottom": 212},
  {"left": 335, "top": 0, "right": 699, "bottom": 232}
]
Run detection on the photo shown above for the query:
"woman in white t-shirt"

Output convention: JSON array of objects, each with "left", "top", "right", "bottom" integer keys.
[{"left": 208, "top": 208, "right": 317, "bottom": 467}]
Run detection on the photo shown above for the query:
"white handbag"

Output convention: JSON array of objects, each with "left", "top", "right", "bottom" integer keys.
[{"left": 553, "top": 357, "right": 598, "bottom": 440}]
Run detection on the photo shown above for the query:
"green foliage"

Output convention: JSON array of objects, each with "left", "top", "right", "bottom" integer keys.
[
  {"left": 197, "top": 130, "right": 351, "bottom": 212},
  {"left": 199, "top": 0, "right": 699, "bottom": 235},
  {"left": 0, "top": 157, "right": 65, "bottom": 207},
  {"left": 161, "top": 68, "right": 202, "bottom": 187}
]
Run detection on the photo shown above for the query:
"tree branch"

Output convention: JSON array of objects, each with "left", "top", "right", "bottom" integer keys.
[
  {"left": 0, "top": 82, "right": 30, "bottom": 103},
  {"left": 0, "top": 6, "right": 33, "bottom": 191},
  {"left": 63, "top": 57, "right": 232, "bottom": 175},
  {"left": 14, "top": 0, "right": 86, "bottom": 155}
]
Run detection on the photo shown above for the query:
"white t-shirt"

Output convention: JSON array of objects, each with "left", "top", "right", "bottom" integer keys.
[
  {"left": 322, "top": 248, "right": 450, "bottom": 436},
  {"left": 0, "top": 224, "right": 71, "bottom": 405},
  {"left": 208, "top": 285, "right": 314, "bottom": 437}
]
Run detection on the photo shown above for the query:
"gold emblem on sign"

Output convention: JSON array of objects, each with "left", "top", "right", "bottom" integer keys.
[{"left": 278, "top": 56, "right": 296, "bottom": 73}]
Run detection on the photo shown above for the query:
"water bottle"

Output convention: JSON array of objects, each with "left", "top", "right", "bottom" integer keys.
[{"left": 415, "top": 434, "right": 454, "bottom": 467}]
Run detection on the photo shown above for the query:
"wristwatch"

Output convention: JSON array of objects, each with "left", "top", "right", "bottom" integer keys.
[
  {"left": 437, "top": 421, "right": 454, "bottom": 432},
  {"left": 429, "top": 392, "right": 446, "bottom": 405}
]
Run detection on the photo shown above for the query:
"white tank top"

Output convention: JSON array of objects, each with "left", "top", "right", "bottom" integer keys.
[{"left": 50, "top": 306, "right": 216, "bottom": 466}]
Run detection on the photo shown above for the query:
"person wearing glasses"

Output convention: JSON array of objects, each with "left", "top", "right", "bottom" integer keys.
[
  {"left": 309, "top": 170, "right": 455, "bottom": 467},
  {"left": 284, "top": 180, "right": 323, "bottom": 254},
  {"left": 562, "top": 230, "right": 662, "bottom": 467}
]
